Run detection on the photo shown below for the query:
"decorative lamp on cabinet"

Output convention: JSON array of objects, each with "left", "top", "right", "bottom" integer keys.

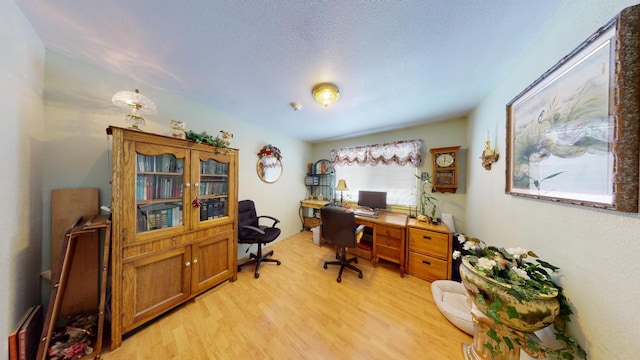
[{"left": 112, "top": 89, "right": 157, "bottom": 130}]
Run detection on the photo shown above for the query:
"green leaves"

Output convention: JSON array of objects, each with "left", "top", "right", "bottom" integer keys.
[
  {"left": 506, "top": 306, "right": 520, "bottom": 319},
  {"left": 486, "top": 298, "right": 503, "bottom": 323},
  {"left": 185, "top": 130, "right": 229, "bottom": 148},
  {"left": 537, "top": 259, "right": 560, "bottom": 271}
]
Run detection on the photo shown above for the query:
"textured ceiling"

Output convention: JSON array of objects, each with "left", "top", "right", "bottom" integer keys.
[{"left": 16, "top": 0, "right": 568, "bottom": 143}]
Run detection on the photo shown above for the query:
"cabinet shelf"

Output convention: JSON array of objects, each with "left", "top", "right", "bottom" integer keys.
[
  {"left": 138, "top": 171, "right": 182, "bottom": 176},
  {"left": 200, "top": 194, "right": 228, "bottom": 199},
  {"left": 138, "top": 198, "right": 182, "bottom": 205}
]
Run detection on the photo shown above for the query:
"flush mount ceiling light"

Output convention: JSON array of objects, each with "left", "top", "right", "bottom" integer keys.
[
  {"left": 112, "top": 89, "right": 157, "bottom": 130},
  {"left": 312, "top": 83, "right": 340, "bottom": 107}
]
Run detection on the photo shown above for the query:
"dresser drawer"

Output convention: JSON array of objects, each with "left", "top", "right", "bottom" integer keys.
[
  {"left": 407, "top": 251, "right": 448, "bottom": 281},
  {"left": 408, "top": 228, "right": 449, "bottom": 258}
]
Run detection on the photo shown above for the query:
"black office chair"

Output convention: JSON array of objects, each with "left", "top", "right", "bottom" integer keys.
[
  {"left": 320, "top": 206, "right": 366, "bottom": 283},
  {"left": 237, "top": 200, "right": 282, "bottom": 278}
]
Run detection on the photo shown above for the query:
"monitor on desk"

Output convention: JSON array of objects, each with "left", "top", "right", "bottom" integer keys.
[{"left": 357, "top": 190, "right": 387, "bottom": 211}]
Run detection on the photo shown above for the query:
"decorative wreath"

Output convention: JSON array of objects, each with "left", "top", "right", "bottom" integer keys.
[{"left": 257, "top": 144, "right": 282, "bottom": 160}]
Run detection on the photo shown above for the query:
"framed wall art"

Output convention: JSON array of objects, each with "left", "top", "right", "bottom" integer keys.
[{"left": 505, "top": 4, "right": 640, "bottom": 213}]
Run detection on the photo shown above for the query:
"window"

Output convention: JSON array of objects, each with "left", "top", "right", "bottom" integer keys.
[
  {"left": 331, "top": 140, "right": 422, "bottom": 207},
  {"left": 334, "top": 163, "right": 417, "bottom": 206}
]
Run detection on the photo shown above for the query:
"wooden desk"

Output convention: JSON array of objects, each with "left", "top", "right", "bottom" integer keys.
[{"left": 355, "top": 211, "right": 408, "bottom": 276}]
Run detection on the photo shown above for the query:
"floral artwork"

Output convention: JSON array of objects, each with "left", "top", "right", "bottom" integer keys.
[
  {"left": 257, "top": 144, "right": 283, "bottom": 183},
  {"left": 257, "top": 144, "right": 282, "bottom": 160},
  {"left": 508, "top": 27, "right": 613, "bottom": 203},
  {"left": 506, "top": 13, "right": 640, "bottom": 212}
]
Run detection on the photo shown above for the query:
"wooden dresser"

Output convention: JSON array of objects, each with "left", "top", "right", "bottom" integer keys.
[{"left": 406, "top": 219, "right": 452, "bottom": 282}]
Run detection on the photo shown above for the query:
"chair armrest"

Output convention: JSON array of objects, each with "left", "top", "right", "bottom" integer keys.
[
  {"left": 354, "top": 224, "right": 366, "bottom": 244},
  {"left": 239, "top": 224, "right": 265, "bottom": 235},
  {"left": 257, "top": 215, "right": 280, "bottom": 227}
]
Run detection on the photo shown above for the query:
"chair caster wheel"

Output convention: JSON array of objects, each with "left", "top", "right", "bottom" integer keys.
[
  {"left": 237, "top": 266, "right": 242, "bottom": 272},
  {"left": 337, "top": 277, "right": 341, "bottom": 283},
  {"left": 276, "top": 261, "right": 281, "bottom": 265},
  {"left": 354, "top": 258, "right": 358, "bottom": 264},
  {"left": 323, "top": 264, "right": 328, "bottom": 269},
  {"left": 254, "top": 272, "right": 260, "bottom": 279},
  {"left": 358, "top": 273, "right": 363, "bottom": 279}
]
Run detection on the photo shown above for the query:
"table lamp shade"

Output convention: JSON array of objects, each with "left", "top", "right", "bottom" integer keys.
[{"left": 336, "top": 179, "right": 349, "bottom": 191}]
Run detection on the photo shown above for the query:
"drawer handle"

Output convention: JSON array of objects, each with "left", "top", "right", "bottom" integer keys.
[
  {"left": 422, "top": 260, "right": 431, "bottom": 265},
  {"left": 423, "top": 236, "right": 432, "bottom": 240}
]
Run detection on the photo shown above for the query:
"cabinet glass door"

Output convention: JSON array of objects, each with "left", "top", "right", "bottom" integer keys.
[
  {"left": 136, "top": 153, "right": 185, "bottom": 233},
  {"left": 197, "top": 156, "right": 229, "bottom": 222}
]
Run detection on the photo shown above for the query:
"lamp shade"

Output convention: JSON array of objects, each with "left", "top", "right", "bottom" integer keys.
[
  {"left": 112, "top": 89, "right": 157, "bottom": 129},
  {"left": 335, "top": 179, "right": 349, "bottom": 191},
  {"left": 312, "top": 83, "right": 340, "bottom": 107}
]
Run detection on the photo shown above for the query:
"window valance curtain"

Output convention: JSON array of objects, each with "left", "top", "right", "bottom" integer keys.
[{"left": 331, "top": 140, "right": 422, "bottom": 167}]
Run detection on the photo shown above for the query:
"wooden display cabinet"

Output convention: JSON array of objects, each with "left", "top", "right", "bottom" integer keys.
[{"left": 108, "top": 126, "right": 238, "bottom": 349}]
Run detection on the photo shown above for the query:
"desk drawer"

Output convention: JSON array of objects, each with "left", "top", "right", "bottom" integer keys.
[
  {"left": 375, "top": 225, "right": 403, "bottom": 240},
  {"left": 375, "top": 234, "right": 401, "bottom": 249},
  {"left": 376, "top": 244, "right": 401, "bottom": 263},
  {"left": 408, "top": 228, "right": 449, "bottom": 258},
  {"left": 408, "top": 251, "right": 448, "bottom": 281},
  {"left": 356, "top": 218, "right": 375, "bottom": 228}
]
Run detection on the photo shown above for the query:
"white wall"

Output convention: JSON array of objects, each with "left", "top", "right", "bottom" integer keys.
[
  {"left": 466, "top": 1, "right": 640, "bottom": 358},
  {"left": 40, "top": 50, "right": 311, "bottom": 275},
  {"left": 313, "top": 117, "right": 468, "bottom": 230},
  {"left": 0, "top": 0, "right": 45, "bottom": 355}
]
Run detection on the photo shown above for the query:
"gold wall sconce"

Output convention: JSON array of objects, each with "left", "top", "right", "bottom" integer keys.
[
  {"left": 480, "top": 140, "right": 499, "bottom": 170},
  {"left": 312, "top": 83, "right": 340, "bottom": 107}
]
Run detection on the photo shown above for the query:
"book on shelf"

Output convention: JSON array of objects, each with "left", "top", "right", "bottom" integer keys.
[
  {"left": 18, "top": 304, "right": 42, "bottom": 360},
  {"left": 8, "top": 306, "right": 35, "bottom": 360},
  {"left": 137, "top": 203, "right": 183, "bottom": 231},
  {"left": 137, "top": 154, "right": 183, "bottom": 173}
]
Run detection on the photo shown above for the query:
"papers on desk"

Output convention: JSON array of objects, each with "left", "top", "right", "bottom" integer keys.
[{"left": 353, "top": 208, "right": 378, "bottom": 218}]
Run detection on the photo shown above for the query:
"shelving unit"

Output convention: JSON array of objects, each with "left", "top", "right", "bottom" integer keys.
[
  {"left": 301, "top": 159, "right": 335, "bottom": 230},
  {"left": 305, "top": 159, "right": 335, "bottom": 201}
]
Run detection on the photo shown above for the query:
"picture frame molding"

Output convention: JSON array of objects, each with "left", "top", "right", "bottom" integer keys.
[{"left": 505, "top": 5, "right": 640, "bottom": 213}]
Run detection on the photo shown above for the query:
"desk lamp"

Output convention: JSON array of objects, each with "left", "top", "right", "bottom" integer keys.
[{"left": 335, "top": 179, "right": 349, "bottom": 205}]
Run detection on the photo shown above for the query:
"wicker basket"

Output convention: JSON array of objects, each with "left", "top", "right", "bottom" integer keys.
[
  {"left": 303, "top": 216, "right": 320, "bottom": 229},
  {"left": 346, "top": 246, "right": 372, "bottom": 260}
]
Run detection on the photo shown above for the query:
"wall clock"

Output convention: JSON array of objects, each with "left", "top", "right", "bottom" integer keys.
[{"left": 430, "top": 146, "right": 461, "bottom": 193}]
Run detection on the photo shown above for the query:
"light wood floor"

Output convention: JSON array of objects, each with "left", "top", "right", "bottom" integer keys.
[{"left": 101, "top": 231, "right": 471, "bottom": 359}]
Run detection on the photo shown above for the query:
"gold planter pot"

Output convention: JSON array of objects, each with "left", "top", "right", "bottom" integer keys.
[
  {"left": 460, "top": 257, "right": 562, "bottom": 360},
  {"left": 459, "top": 257, "right": 559, "bottom": 332}
]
